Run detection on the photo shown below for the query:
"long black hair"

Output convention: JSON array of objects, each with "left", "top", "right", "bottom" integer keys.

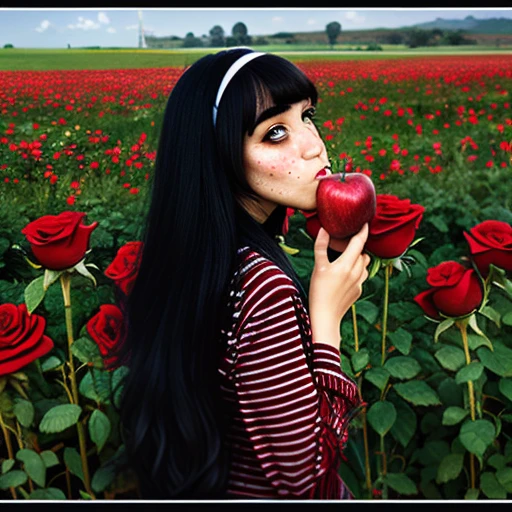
[{"left": 114, "top": 48, "right": 318, "bottom": 499}]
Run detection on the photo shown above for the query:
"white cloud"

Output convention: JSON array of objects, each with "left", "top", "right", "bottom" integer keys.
[
  {"left": 344, "top": 11, "right": 366, "bottom": 25},
  {"left": 271, "top": 17, "right": 283, "bottom": 23},
  {"left": 68, "top": 16, "right": 100, "bottom": 31},
  {"left": 125, "top": 24, "right": 138, "bottom": 30},
  {"left": 307, "top": 19, "right": 317, "bottom": 26},
  {"left": 107, "top": 27, "right": 116, "bottom": 34},
  {"left": 35, "top": 20, "right": 52, "bottom": 33},
  {"left": 98, "top": 12, "right": 110, "bottom": 25}
]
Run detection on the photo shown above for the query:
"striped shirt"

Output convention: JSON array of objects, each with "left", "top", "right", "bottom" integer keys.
[{"left": 218, "top": 246, "right": 362, "bottom": 500}]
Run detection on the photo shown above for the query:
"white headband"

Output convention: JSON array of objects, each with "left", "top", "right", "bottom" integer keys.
[{"left": 212, "top": 51, "right": 266, "bottom": 127}]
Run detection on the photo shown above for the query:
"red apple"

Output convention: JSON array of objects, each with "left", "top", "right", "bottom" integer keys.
[{"left": 316, "top": 172, "right": 376, "bottom": 239}]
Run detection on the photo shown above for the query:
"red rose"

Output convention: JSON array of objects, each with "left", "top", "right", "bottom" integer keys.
[
  {"left": 0, "top": 303, "right": 54, "bottom": 376},
  {"left": 463, "top": 220, "right": 512, "bottom": 278},
  {"left": 414, "top": 261, "right": 483, "bottom": 320},
  {"left": 21, "top": 211, "right": 98, "bottom": 271},
  {"left": 364, "top": 195, "right": 424, "bottom": 259},
  {"left": 104, "top": 241, "right": 143, "bottom": 296},
  {"left": 300, "top": 210, "right": 321, "bottom": 240},
  {"left": 86, "top": 304, "right": 124, "bottom": 371}
]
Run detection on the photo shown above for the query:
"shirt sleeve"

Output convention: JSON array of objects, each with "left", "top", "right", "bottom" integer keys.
[{"left": 230, "top": 262, "right": 360, "bottom": 498}]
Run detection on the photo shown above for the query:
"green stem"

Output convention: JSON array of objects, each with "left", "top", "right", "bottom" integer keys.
[
  {"left": 352, "top": 306, "right": 372, "bottom": 498},
  {"left": 457, "top": 319, "right": 476, "bottom": 490},
  {"left": 60, "top": 273, "right": 95, "bottom": 500},
  {"left": 380, "top": 435, "right": 388, "bottom": 500},
  {"left": 381, "top": 265, "right": 391, "bottom": 366},
  {"left": 0, "top": 412, "right": 17, "bottom": 500}
]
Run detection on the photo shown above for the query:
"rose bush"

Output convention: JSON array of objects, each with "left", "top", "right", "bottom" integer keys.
[
  {"left": 21, "top": 211, "right": 98, "bottom": 271},
  {"left": 0, "top": 303, "right": 54, "bottom": 376},
  {"left": 413, "top": 260, "right": 484, "bottom": 319},
  {"left": 463, "top": 220, "right": 512, "bottom": 277},
  {"left": 365, "top": 195, "right": 425, "bottom": 259},
  {"left": 86, "top": 304, "right": 125, "bottom": 371},
  {"left": 104, "top": 241, "right": 143, "bottom": 296}
]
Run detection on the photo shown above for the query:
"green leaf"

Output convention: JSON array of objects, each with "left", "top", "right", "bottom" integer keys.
[
  {"left": 499, "top": 378, "right": 512, "bottom": 402},
  {"left": 503, "top": 311, "right": 512, "bottom": 327},
  {"left": 434, "top": 345, "right": 466, "bottom": 372},
  {"left": 477, "top": 342, "right": 512, "bottom": 377},
  {"left": 467, "top": 333, "right": 493, "bottom": 351},
  {"left": 15, "top": 449, "right": 46, "bottom": 488},
  {"left": 390, "top": 399, "right": 417, "bottom": 448},
  {"left": 39, "top": 404, "right": 82, "bottom": 434},
  {"left": 2, "top": 459, "right": 15, "bottom": 474},
  {"left": 364, "top": 367, "right": 390, "bottom": 391},
  {"left": 41, "top": 356, "right": 63, "bottom": 372},
  {"left": 24, "top": 275, "right": 46, "bottom": 314},
  {"left": 393, "top": 380, "right": 441, "bottom": 406},
  {"left": 64, "top": 447, "right": 84, "bottom": 484},
  {"left": 79, "top": 369, "right": 111, "bottom": 404},
  {"left": 468, "top": 314, "right": 493, "bottom": 349},
  {"left": 459, "top": 419, "right": 496, "bottom": 458},
  {"left": 367, "top": 401, "right": 397, "bottom": 436},
  {"left": 436, "top": 453, "right": 464, "bottom": 484},
  {"left": 480, "top": 472, "right": 507, "bottom": 499},
  {"left": 384, "top": 356, "right": 421, "bottom": 380},
  {"left": 0, "top": 470, "right": 28, "bottom": 490},
  {"left": 480, "top": 306, "right": 501, "bottom": 328},
  {"left": 455, "top": 362, "right": 484, "bottom": 385},
  {"left": 79, "top": 490, "right": 93, "bottom": 500},
  {"left": 91, "top": 464, "right": 117, "bottom": 494},
  {"left": 40, "top": 450, "right": 59, "bottom": 469},
  {"left": 355, "top": 300, "right": 379, "bottom": 324},
  {"left": 488, "top": 454, "right": 507, "bottom": 471},
  {"left": 88, "top": 409, "right": 111, "bottom": 454},
  {"left": 384, "top": 472, "right": 418, "bottom": 495},
  {"left": 71, "top": 337, "right": 104, "bottom": 368},
  {"left": 29, "top": 488, "right": 66, "bottom": 500},
  {"left": 387, "top": 328, "right": 413, "bottom": 356},
  {"left": 434, "top": 318, "right": 455, "bottom": 343},
  {"left": 465, "top": 488, "right": 479, "bottom": 500},
  {"left": 442, "top": 406, "right": 469, "bottom": 426},
  {"left": 368, "top": 256, "right": 381, "bottom": 279},
  {"left": 13, "top": 399, "right": 34, "bottom": 428},
  {"left": 496, "top": 467, "right": 512, "bottom": 493},
  {"left": 351, "top": 348, "right": 369, "bottom": 373}
]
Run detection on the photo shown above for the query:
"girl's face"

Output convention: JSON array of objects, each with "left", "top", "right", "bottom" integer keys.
[{"left": 242, "top": 98, "right": 331, "bottom": 223}]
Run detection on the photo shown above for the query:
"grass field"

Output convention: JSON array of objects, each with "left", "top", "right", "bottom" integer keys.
[{"left": 1, "top": 46, "right": 511, "bottom": 71}]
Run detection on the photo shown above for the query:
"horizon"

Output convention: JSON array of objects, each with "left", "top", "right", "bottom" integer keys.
[{"left": 1, "top": 8, "right": 511, "bottom": 49}]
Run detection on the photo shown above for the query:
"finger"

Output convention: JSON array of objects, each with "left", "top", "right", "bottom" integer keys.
[
  {"left": 336, "top": 223, "right": 369, "bottom": 268},
  {"left": 313, "top": 226, "right": 331, "bottom": 267}
]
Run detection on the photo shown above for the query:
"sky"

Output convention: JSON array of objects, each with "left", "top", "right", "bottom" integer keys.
[{"left": 0, "top": 8, "right": 511, "bottom": 49}]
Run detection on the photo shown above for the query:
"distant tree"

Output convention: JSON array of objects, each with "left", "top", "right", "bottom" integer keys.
[
  {"left": 406, "top": 28, "right": 433, "bottom": 48},
  {"left": 231, "top": 22, "right": 252, "bottom": 46},
  {"left": 209, "top": 25, "right": 225, "bottom": 47},
  {"left": 326, "top": 21, "right": 342, "bottom": 49},
  {"left": 182, "top": 32, "right": 203, "bottom": 48},
  {"left": 253, "top": 36, "right": 269, "bottom": 46},
  {"left": 442, "top": 30, "right": 476, "bottom": 46},
  {"left": 3, "top": 43, "right": 14, "bottom": 49},
  {"left": 269, "top": 32, "right": 295, "bottom": 39}
]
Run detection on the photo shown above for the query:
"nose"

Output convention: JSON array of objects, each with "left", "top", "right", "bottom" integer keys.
[{"left": 301, "top": 123, "right": 325, "bottom": 160}]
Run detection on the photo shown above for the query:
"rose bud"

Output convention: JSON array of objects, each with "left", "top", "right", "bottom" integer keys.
[
  {"left": 365, "top": 194, "right": 425, "bottom": 259},
  {"left": 86, "top": 304, "right": 125, "bottom": 371},
  {"left": 21, "top": 211, "right": 98, "bottom": 271},
  {"left": 104, "top": 241, "right": 143, "bottom": 296},
  {"left": 0, "top": 303, "right": 54, "bottom": 376},
  {"left": 300, "top": 210, "right": 321, "bottom": 240},
  {"left": 463, "top": 220, "right": 512, "bottom": 278},
  {"left": 414, "top": 261, "right": 483, "bottom": 320}
]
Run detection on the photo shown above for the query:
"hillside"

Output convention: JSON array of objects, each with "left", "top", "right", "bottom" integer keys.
[{"left": 410, "top": 15, "right": 512, "bottom": 34}]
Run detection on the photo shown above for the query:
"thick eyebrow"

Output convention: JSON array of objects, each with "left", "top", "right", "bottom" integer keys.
[{"left": 250, "top": 104, "right": 291, "bottom": 134}]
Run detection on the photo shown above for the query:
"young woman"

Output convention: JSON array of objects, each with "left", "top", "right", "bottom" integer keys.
[{"left": 115, "top": 47, "right": 371, "bottom": 500}]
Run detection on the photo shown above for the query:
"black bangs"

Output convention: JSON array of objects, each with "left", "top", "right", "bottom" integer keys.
[{"left": 232, "top": 54, "right": 318, "bottom": 137}]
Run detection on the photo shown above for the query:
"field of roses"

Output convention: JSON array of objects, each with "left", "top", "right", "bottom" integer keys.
[{"left": 0, "top": 53, "right": 512, "bottom": 501}]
